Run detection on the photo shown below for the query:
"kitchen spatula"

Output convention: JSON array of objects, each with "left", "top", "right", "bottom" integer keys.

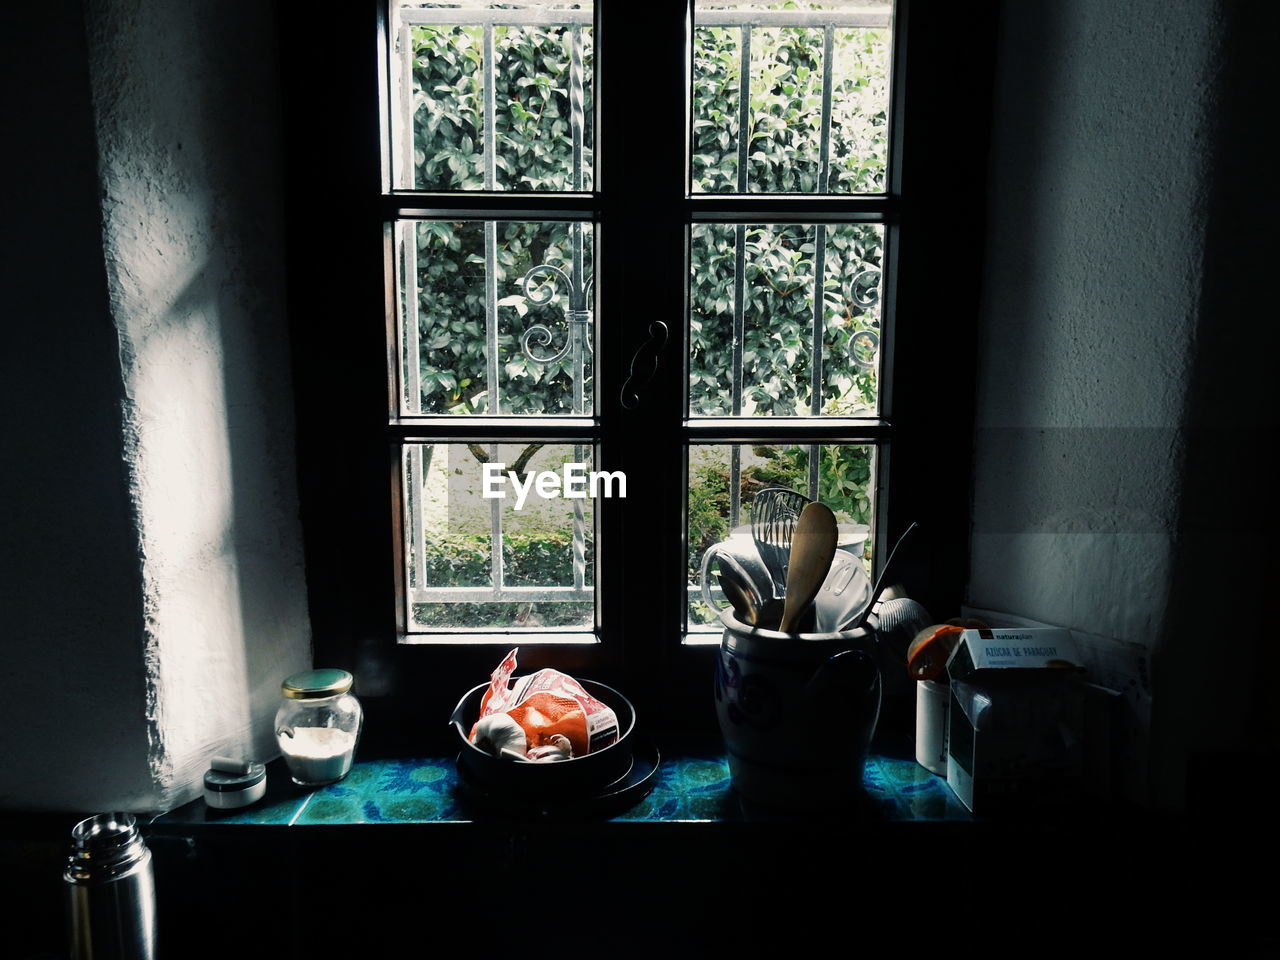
[{"left": 777, "top": 502, "right": 838, "bottom": 634}]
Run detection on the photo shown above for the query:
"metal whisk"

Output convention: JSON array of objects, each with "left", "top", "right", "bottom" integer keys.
[{"left": 750, "top": 486, "right": 812, "bottom": 599}]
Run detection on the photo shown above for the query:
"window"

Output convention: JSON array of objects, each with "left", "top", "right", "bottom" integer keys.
[
  {"left": 285, "top": 0, "right": 990, "bottom": 736},
  {"left": 382, "top": 0, "right": 892, "bottom": 629},
  {"left": 385, "top": 2, "right": 599, "bottom": 639}
]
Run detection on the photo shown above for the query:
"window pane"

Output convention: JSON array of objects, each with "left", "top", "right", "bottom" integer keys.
[
  {"left": 396, "top": 219, "right": 594, "bottom": 416},
  {"left": 687, "top": 442, "right": 875, "bottom": 631},
  {"left": 402, "top": 442, "right": 600, "bottom": 632},
  {"left": 691, "top": 1, "right": 892, "bottom": 194},
  {"left": 390, "top": 3, "right": 594, "bottom": 191},
  {"left": 689, "top": 222, "right": 882, "bottom": 417}
]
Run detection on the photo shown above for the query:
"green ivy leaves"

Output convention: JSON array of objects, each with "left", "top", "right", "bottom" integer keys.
[
  {"left": 691, "top": 25, "right": 890, "bottom": 194},
  {"left": 401, "top": 15, "right": 889, "bottom": 621}
]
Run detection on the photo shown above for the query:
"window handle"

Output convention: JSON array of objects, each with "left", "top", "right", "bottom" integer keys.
[{"left": 620, "top": 321, "right": 668, "bottom": 410}]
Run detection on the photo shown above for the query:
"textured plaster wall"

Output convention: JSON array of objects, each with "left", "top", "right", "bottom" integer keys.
[
  {"left": 0, "top": 0, "right": 311, "bottom": 812},
  {"left": 0, "top": 0, "right": 155, "bottom": 810},
  {"left": 83, "top": 0, "right": 312, "bottom": 811},
  {"left": 971, "top": 0, "right": 1216, "bottom": 635},
  {"left": 969, "top": 0, "right": 1255, "bottom": 809}
]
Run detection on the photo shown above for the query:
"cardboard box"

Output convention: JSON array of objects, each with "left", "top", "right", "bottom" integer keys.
[{"left": 945, "top": 628, "right": 1087, "bottom": 814}]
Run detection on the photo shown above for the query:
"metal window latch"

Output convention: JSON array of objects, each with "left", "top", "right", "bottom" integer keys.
[{"left": 620, "top": 321, "right": 668, "bottom": 410}]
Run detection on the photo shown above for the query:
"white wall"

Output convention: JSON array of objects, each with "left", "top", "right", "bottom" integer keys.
[
  {"left": 0, "top": 0, "right": 311, "bottom": 812},
  {"left": 971, "top": 0, "right": 1214, "bottom": 632},
  {"left": 969, "top": 0, "right": 1272, "bottom": 810}
]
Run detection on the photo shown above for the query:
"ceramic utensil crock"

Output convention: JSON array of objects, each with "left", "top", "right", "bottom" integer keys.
[{"left": 714, "top": 610, "right": 881, "bottom": 812}]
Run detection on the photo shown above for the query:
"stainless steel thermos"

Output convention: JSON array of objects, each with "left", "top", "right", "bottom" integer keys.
[{"left": 64, "top": 812, "right": 157, "bottom": 960}]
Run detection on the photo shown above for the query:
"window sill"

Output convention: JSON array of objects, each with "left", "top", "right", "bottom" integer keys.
[
  {"left": 149, "top": 753, "right": 972, "bottom": 830},
  {"left": 136, "top": 753, "right": 1180, "bottom": 951}
]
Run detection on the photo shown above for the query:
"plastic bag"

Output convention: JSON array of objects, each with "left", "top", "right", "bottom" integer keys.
[{"left": 469, "top": 649, "right": 619, "bottom": 761}]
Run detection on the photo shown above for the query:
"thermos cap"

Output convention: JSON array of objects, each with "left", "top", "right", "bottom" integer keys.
[
  {"left": 70, "top": 812, "right": 139, "bottom": 854},
  {"left": 65, "top": 813, "right": 149, "bottom": 883}
]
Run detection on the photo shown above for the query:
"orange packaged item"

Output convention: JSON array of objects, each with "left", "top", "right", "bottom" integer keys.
[
  {"left": 470, "top": 649, "right": 619, "bottom": 760},
  {"left": 906, "top": 619, "right": 989, "bottom": 681}
]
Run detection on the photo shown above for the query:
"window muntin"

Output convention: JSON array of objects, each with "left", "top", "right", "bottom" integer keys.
[{"left": 389, "top": 1, "right": 594, "bottom": 192}]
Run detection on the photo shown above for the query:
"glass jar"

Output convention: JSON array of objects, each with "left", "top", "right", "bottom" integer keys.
[{"left": 275, "top": 668, "right": 362, "bottom": 787}]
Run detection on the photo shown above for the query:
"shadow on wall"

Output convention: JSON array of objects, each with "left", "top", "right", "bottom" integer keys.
[
  {"left": 166, "top": 0, "right": 310, "bottom": 783},
  {"left": 0, "top": 0, "right": 156, "bottom": 810},
  {"left": 966, "top": 0, "right": 1269, "bottom": 813},
  {"left": 87, "top": 0, "right": 312, "bottom": 809},
  {"left": 0, "top": 0, "right": 311, "bottom": 813},
  {"left": 1151, "top": 1, "right": 1280, "bottom": 815},
  {"left": 971, "top": 0, "right": 1065, "bottom": 397}
]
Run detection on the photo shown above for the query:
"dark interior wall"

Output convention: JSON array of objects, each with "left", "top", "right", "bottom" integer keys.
[
  {"left": 0, "top": 0, "right": 155, "bottom": 808},
  {"left": 967, "top": 0, "right": 1272, "bottom": 811},
  {"left": 970, "top": 0, "right": 1215, "bottom": 641},
  {"left": 81, "top": 0, "right": 312, "bottom": 811},
  {"left": 1150, "top": 0, "right": 1280, "bottom": 815},
  {"left": 1, "top": 0, "right": 312, "bottom": 814}
]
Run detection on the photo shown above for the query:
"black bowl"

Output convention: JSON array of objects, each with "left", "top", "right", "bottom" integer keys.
[{"left": 449, "top": 679, "right": 637, "bottom": 798}]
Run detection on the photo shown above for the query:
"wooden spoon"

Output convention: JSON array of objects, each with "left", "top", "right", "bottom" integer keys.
[{"left": 777, "top": 502, "right": 838, "bottom": 634}]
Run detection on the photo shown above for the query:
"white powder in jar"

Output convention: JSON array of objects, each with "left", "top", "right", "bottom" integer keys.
[{"left": 279, "top": 726, "right": 357, "bottom": 784}]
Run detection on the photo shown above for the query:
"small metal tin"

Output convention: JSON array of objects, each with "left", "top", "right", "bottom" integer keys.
[{"left": 203, "top": 761, "right": 267, "bottom": 809}]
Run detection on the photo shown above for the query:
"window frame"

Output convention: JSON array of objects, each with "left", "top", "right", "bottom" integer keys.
[{"left": 281, "top": 0, "right": 996, "bottom": 754}]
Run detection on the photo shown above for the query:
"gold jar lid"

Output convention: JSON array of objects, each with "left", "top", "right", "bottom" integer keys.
[{"left": 281, "top": 668, "right": 354, "bottom": 699}]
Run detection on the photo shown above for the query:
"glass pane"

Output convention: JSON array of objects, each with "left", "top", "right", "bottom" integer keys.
[
  {"left": 687, "top": 442, "right": 876, "bottom": 631},
  {"left": 396, "top": 219, "right": 594, "bottom": 416},
  {"left": 403, "top": 442, "right": 601, "bottom": 632},
  {"left": 692, "top": 1, "right": 893, "bottom": 194},
  {"left": 689, "top": 222, "right": 882, "bottom": 417},
  {"left": 691, "top": 442, "right": 880, "bottom": 632},
  {"left": 390, "top": 2, "right": 594, "bottom": 191}
]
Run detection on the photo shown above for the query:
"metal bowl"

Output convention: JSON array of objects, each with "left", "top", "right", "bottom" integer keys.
[{"left": 449, "top": 678, "right": 637, "bottom": 798}]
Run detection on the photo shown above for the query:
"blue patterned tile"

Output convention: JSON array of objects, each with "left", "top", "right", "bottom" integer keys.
[
  {"left": 164, "top": 792, "right": 309, "bottom": 826},
  {"left": 293, "top": 758, "right": 466, "bottom": 824},
  {"left": 607, "top": 755, "right": 720, "bottom": 821},
  {"left": 151, "top": 761, "right": 312, "bottom": 826},
  {"left": 614, "top": 791, "right": 684, "bottom": 822},
  {"left": 373, "top": 758, "right": 454, "bottom": 796},
  {"left": 157, "top": 753, "right": 970, "bottom": 826},
  {"left": 862, "top": 756, "right": 970, "bottom": 820}
]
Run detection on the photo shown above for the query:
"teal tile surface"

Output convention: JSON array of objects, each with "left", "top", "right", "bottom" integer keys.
[
  {"left": 613, "top": 755, "right": 737, "bottom": 821},
  {"left": 156, "top": 753, "right": 969, "bottom": 826},
  {"left": 185, "top": 792, "right": 310, "bottom": 826},
  {"left": 152, "top": 765, "right": 310, "bottom": 826},
  {"left": 863, "top": 755, "right": 972, "bottom": 820},
  {"left": 294, "top": 758, "right": 465, "bottom": 825}
]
